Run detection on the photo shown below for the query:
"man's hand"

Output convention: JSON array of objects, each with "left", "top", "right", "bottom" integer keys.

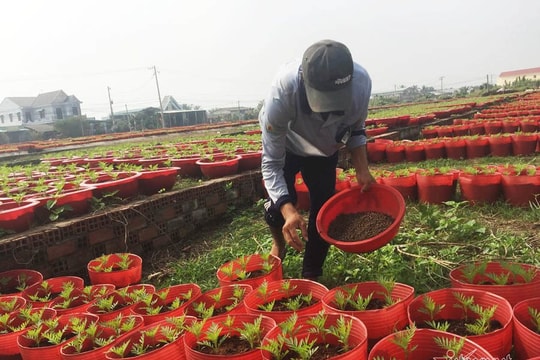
[
  {"left": 280, "top": 203, "right": 308, "bottom": 252},
  {"left": 356, "top": 169, "right": 376, "bottom": 192}
]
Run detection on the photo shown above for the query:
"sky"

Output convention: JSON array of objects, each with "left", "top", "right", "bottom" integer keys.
[{"left": 1, "top": 0, "right": 539, "bottom": 119}]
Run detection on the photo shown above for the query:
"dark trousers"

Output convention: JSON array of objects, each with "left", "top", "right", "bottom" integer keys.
[{"left": 264, "top": 151, "right": 338, "bottom": 278}]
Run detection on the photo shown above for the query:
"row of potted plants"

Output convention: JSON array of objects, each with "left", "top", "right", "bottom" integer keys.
[
  {"left": 421, "top": 117, "right": 540, "bottom": 138},
  {"left": 368, "top": 132, "right": 539, "bottom": 164},
  {"left": 1, "top": 253, "right": 539, "bottom": 359}
]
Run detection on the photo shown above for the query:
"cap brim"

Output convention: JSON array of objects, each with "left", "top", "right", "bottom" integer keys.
[{"left": 305, "top": 85, "right": 352, "bottom": 113}]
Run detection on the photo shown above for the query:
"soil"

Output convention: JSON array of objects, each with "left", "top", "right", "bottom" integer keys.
[
  {"left": 335, "top": 297, "right": 387, "bottom": 311},
  {"left": 193, "top": 335, "right": 254, "bottom": 355},
  {"left": 417, "top": 318, "right": 503, "bottom": 336},
  {"left": 261, "top": 294, "right": 317, "bottom": 311},
  {"left": 282, "top": 343, "right": 344, "bottom": 360},
  {"left": 327, "top": 211, "right": 394, "bottom": 241}
]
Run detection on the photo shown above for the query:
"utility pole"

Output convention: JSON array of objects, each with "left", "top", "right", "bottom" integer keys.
[
  {"left": 486, "top": 74, "right": 490, "bottom": 92},
  {"left": 125, "top": 104, "right": 132, "bottom": 131},
  {"left": 152, "top": 65, "right": 165, "bottom": 128},
  {"left": 107, "top": 86, "right": 114, "bottom": 131},
  {"left": 439, "top": 76, "right": 444, "bottom": 93}
]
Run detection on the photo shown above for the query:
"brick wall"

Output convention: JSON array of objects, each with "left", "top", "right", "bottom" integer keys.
[{"left": 0, "top": 171, "right": 265, "bottom": 280}]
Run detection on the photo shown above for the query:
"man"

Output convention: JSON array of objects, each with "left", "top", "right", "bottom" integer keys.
[{"left": 259, "top": 39, "right": 375, "bottom": 280}]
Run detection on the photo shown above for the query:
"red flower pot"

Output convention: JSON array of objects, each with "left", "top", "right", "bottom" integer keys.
[
  {"left": 449, "top": 261, "right": 540, "bottom": 306},
  {"left": 316, "top": 184, "right": 406, "bottom": 253},
  {"left": 465, "top": 136, "right": 490, "bottom": 159},
  {"left": 261, "top": 312, "right": 368, "bottom": 360},
  {"left": 452, "top": 124, "right": 470, "bottom": 136},
  {"left": 87, "top": 285, "right": 155, "bottom": 322},
  {"left": 60, "top": 314, "right": 145, "bottom": 360},
  {"left": 512, "top": 133, "right": 538, "bottom": 156},
  {"left": 407, "top": 287, "right": 514, "bottom": 358},
  {"left": 403, "top": 142, "right": 425, "bottom": 162},
  {"left": 501, "top": 172, "right": 540, "bottom": 207},
  {"left": 468, "top": 122, "right": 486, "bottom": 135},
  {"left": 216, "top": 253, "right": 282, "bottom": 289},
  {"left": 138, "top": 167, "right": 180, "bottom": 195},
  {"left": 185, "top": 283, "right": 252, "bottom": 319},
  {"left": 368, "top": 328, "right": 495, "bottom": 360},
  {"left": 170, "top": 155, "right": 202, "bottom": 177},
  {"left": 0, "top": 269, "right": 43, "bottom": 296},
  {"left": 237, "top": 151, "right": 262, "bottom": 172},
  {"left": 520, "top": 119, "right": 539, "bottom": 132},
  {"left": 484, "top": 120, "right": 503, "bottom": 135},
  {"left": 366, "top": 140, "right": 389, "bottom": 163},
  {"left": 444, "top": 138, "right": 467, "bottom": 160},
  {"left": 502, "top": 120, "right": 520, "bottom": 133},
  {"left": 196, "top": 154, "right": 241, "bottom": 179},
  {"left": 106, "top": 316, "right": 198, "bottom": 359},
  {"left": 184, "top": 313, "right": 276, "bottom": 360},
  {"left": 0, "top": 308, "right": 57, "bottom": 356},
  {"left": 131, "top": 283, "right": 202, "bottom": 325},
  {"left": 512, "top": 297, "right": 540, "bottom": 359},
  {"left": 385, "top": 143, "right": 406, "bottom": 163},
  {"left": 0, "top": 295, "right": 27, "bottom": 315},
  {"left": 416, "top": 170, "right": 456, "bottom": 204},
  {"left": 81, "top": 171, "right": 141, "bottom": 199},
  {"left": 458, "top": 172, "right": 502, "bottom": 204},
  {"left": 421, "top": 127, "right": 438, "bottom": 139},
  {"left": 17, "top": 312, "right": 99, "bottom": 360},
  {"left": 243, "top": 279, "right": 328, "bottom": 323},
  {"left": 87, "top": 253, "right": 143, "bottom": 288},
  {"left": 0, "top": 200, "right": 39, "bottom": 233},
  {"left": 423, "top": 140, "right": 446, "bottom": 160},
  {"left": 22, "top": 276, "right": 85, "bottom": 308},
  {"left": 488, "top": 135, "right": 513, "bottom": 157},
  {"left": 322, "top": 281, "right": 415, "bottom": 344},
  {"left": 381, "top": 172, "right": 417, "bottom": 201}
]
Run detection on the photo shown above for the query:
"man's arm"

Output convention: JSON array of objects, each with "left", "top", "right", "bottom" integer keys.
[{"left": 349, "top": 144, "right": 375, "bottom": 191}]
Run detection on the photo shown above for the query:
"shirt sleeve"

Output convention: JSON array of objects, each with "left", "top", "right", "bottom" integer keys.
[
  {"left": 259, "top": 78, "right": 295, "bottom": 205},
  {"left": 347, "top": 67, "right": 372, "bottom": 150}
]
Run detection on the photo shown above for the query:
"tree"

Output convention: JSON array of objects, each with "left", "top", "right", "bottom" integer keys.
[
  {"left": 130, "top": 108, "right": 160, "bottom": 130},
  {"left": 53, "top": 116, "right": 90, "bottom": 138}
]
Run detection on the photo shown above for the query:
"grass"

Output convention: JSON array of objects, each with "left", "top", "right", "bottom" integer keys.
[{"left": 145, "top": 156, "right": 540, "bottom": 294}]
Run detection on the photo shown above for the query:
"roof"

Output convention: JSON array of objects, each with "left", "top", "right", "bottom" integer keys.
[
  {"left": 499, "top": 66, "right": 540, "bottom": 78},
  {"left": 162, "top": 95, "right": 182, "bottom": 111},
  {"left": 23, "top": 123, "right": 56, "bottom": 132},
  {"left": 32, "top": 90, "right": 69, "bottom": 107},
  {"left": 6, "top": 97, "right": 35, "bottom": 107}
]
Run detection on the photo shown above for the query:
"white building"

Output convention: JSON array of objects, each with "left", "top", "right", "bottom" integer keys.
[
  {"left": 0, "top": 90, "right": 82, "bottom": 128},
  {"left": 497, "top": 67, "right": 540, "bottom": 87}
]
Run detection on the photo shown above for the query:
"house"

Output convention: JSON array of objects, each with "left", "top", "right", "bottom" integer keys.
[
  {"left": 0, "top": 90, "right": 82, "bottom": 129},
  {"left": 497, "top": 66, "right": 540, "bottom": 86}
]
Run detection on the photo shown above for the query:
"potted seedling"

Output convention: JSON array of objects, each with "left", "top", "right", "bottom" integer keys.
[
  {"left": 87, "top": 253, "right": 143, "bottom": 288},
  {"left": 185, "top": 283, "right": 252, "bottom": 319},
  {"left": 0, "top": 269, "right": 43, "bottom": 296},
  {"left": 449, "top": 260, "right": 539, "bottom": 306},
  {"left": 22, "top": 276, "right": 85, "bottom": 308},
  {"left": 243, "top": 279, "right": 328, "bottom": 323},
  {"left": 216, "top": 253, "right": 282, "bottom": 288},
  {"left": 368, "top": 325, "right": 495, "bottom": 360},
  {"left": 260, "top": 311, "right": 367, "bottom": 360},
  {"left": 131, "top": 283, "right": 201, "bottom": 324},
  {"left": 407, "top": 288, "right": 513, "bottom": 358},
  {"left": 60, "top": 314, "right": 144, "bottom": 360},
  {"left": 106, "top": 315, "right": 197, "bottom": 359},
  {"left": 17, "top": 313, "right": 98, "bottom": 360},
  {"left": 0, "top": 306, "right": 57, "bottom": 356},
  {"left": 510, "top": 297, "right": 540, "bottom": 359},
  {"left": 322, "top": 278, "right": 414, "bottom": 345},
  {"left": 184, "top": 313, "right": 276, "bottom": 359}
]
